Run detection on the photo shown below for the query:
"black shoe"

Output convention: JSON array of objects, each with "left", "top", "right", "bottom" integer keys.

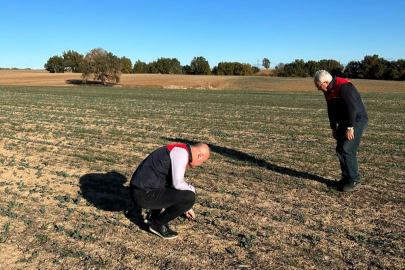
[
  {"left": 342, "top": 180, "right": 361, "bottom": 192},
  {"left": 335, "top": 177, "right": 348, "bottom": 187},
  {"left": 144, "top": 210, "right": 152, "bottom": 225},
  {"left": 149, "top": 223, "right": 178, "bottom": 239}
]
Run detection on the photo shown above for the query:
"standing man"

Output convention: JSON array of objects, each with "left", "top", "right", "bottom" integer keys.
[
  {"left": 130, "top": 143, "right": 210, "bottom": 239},
  {"left": 314, "top": 70, "right": 368, "bottom": 192}
]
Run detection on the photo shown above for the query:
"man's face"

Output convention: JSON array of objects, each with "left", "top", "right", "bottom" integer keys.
[{"left": 315, "top": 81, "right": 328, "bottom": 93}]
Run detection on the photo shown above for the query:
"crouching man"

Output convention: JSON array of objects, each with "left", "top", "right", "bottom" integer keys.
[{"left": 130, "top": 143, "right": 210, "bottom": 239}]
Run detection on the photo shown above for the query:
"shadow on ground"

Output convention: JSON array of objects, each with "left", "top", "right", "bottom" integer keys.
[
  {"left": 162, "top": 137, "right": 337, "bottom": 188},
  {"left": 66, "top": 79, "right": 117, "bottom": 86},
  {"left": 79, "top": 171, "right": 148, "bottom": 230}
]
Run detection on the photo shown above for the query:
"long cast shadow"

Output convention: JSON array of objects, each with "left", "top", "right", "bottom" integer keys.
[
  {"left": 162, "top": 137, "right": 336, "bottom": 187},
  {"left": 79, "top": 171, "right": 147, "bottom": 229},
  {"left": 66, "top": 79, "right": 117, "bottom": 86}
]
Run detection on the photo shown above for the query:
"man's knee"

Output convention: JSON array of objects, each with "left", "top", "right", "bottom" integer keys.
[
  {"left": 342, "top": 140, "right": 358, "bottom": 155},
  {"left": 182, "top": 190, "right": 196, "bottom": 206}
]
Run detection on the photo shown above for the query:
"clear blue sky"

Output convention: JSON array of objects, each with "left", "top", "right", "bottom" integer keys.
[{"left": 1, "top": 0, "right": 404, "bottom": 69}]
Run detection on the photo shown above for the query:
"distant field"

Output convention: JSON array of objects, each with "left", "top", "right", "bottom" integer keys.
[
  {"left": 0, "top": 81, "right": 404, "bottom": 269},
  {"left": 1, "top": 69, "right": 404, "bottom": 92}
]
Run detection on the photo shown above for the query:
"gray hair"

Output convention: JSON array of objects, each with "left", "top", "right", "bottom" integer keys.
[{"left": 314, "top": 70, "right": 333, "bottom": 83}]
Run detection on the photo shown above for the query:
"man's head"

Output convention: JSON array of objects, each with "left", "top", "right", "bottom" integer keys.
[
  {"left": 189, "top": 143, "right": 210, "bottom": 168},
  {"left": 314, "top": 70, "right": 333, "bottom": 93}
]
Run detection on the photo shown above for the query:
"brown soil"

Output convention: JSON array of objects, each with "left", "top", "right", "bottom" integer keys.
[
  {"left": 0, "top": 70, "right": 233, "bottom": 90},
  {"left": 1, "top": 69, "right": 404, "bottom": 93}
]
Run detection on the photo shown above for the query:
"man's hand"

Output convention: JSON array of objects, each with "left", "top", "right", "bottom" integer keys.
[
  {"left": 346, "top": 129, "right": 354, "bottom": 140},
  {"left": 185, "top": 209, "right": 195, "bottom": 220}
]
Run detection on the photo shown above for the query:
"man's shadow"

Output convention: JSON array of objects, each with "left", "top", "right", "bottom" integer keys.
[
  {"left": 79, "top": 171, "right": 147, "bottom": 230},
  {"left": 162, "top": 137, "right": 336, "bottom": 187}
]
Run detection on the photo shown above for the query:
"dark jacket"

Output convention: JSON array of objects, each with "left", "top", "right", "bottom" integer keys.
[{"left": 325, "top": 77, "right": 368, "bottom": 129}]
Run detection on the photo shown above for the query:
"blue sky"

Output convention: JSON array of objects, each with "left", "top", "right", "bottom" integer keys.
[{"left": 1, "top": 0, "right": 404, "bottom": 69}]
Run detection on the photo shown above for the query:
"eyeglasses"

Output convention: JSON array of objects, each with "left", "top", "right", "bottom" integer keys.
[{"left": 317, "top": 81, "right": 326, "bottom": 90}]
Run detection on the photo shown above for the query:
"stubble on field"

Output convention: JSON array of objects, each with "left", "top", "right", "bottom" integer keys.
[
  {"left": 0, "top": 77, "right": 404, "bottom": 269},
  {"left": 1, "top": 69, "right": 404, "bottom": 93}
]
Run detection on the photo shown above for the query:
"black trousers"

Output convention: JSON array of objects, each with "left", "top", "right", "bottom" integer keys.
[{"left": 130, "top": 187, "right": 195, "bottom": 226}]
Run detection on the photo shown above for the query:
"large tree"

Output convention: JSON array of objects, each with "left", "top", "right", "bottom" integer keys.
[
  {"left": 120, "top": 56, "right": 133, "bottom": 74},
  {"left": 283, "top": 59, "right": 306, "bottom": 77},
  {"left": 44, "top": 55, "right": 65, "bottom": 73},
  {"left": 148, "top": 58, "right": 182, "bottom": 74},
  {"left": 81, "top": 48, "right": 122, "bottom": 86},
  {"left": 212, "top": 62, "right": 255, "bottom": 76},
  {"left": 169, "top": 58, "right": 183, "bottom": 74},
  {"left": 366, "top": 55, "right": 387, "bottom": 79},
  {"left": 318, "top": 59, "right": 344, "bottom": 77},
  {"left": 344, "top": 61, "right": 362, "bottom": 78},
  {"left": 157, "top": 57, "right": 182, "bottom": 74},
  {"left": 304, "top": 60, "right": 320, "bottom": 77},
  {"left": 190, "top": 56, "right": 211, "bottom": 75},
  {"left": 215, "top": 62, "right": 234, "bottom": 75},
  {"left": 262, "top": 58, "right": 270, "bottom": 69},
  {"left": 275, "top": 63, "right": 285, "bottom": 70},
  {"left": 133, "top": 60, "right": 148, "bottom": 73},
  {"left": 396, "top": 59, "right": 405, "bottom": 80},
  {"left": 62, "top": 50, "right": 84, "bottom": 73}
]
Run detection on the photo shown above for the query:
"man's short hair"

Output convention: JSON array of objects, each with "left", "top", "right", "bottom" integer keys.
[{"left": 314, "top": 70, "right": 333, "bottom": 83}]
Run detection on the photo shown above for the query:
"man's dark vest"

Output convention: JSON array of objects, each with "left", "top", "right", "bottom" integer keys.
[{"left": 130, "top": 143, "right": 191, "bottom": 191}]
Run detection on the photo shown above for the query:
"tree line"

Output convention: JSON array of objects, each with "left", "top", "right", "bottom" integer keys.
[
  {"left": 44, "top": 49, "right": 405, "bottom": 85},
  {"left": 276, "top": 55, "right": 405, "bottom": 80},
  {"left": 44, "top": 49, "right": 262, "bottom": 77}
]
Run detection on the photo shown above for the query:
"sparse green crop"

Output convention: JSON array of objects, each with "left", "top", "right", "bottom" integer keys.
[{"left": 0, "top": 83, "right": 403, "bottom": 269}]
